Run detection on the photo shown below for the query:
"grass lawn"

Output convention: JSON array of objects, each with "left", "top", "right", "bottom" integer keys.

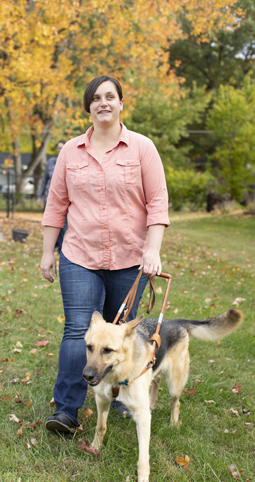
[{"left": 0, "top": 211, "right": 254, "bottom": 482}]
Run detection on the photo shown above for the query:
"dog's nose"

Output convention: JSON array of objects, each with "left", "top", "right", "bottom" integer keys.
[{"left": 83, "top": 367, "right": 95, "bottom": 383}]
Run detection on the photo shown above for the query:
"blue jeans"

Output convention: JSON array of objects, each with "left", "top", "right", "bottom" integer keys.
[{"left": 53, "top": 252, "right": 148, "bottom": 421}]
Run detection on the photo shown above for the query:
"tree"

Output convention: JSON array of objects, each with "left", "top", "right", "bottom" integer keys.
[
  {"left": 0, "top": 0, "right": 241, "bottom": 191},
  {"left": 168, "top": 0, "right": 252, "bottom": 91},
  {"left": 206, "top": 77, "right": 255, "bottom": 201},
  {"left": 166, "top": 1, "right": 254, "bottom": 170},
  {"left": 125, "top": 85, "right": 211, "bottom": 169}
]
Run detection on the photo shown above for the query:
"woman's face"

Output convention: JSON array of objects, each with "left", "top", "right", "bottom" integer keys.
[{"left": 89, "top": 81, "right": 123, "bottom": 127}]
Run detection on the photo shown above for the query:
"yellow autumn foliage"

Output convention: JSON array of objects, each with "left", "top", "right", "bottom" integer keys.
[{"left": 0, "top": 0, "right": 242, "bottom": 162}]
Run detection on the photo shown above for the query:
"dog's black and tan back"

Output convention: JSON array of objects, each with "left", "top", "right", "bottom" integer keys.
[
  {"left": 83, "top": 309, "right": 243, "bottom": 482},
  {"left": 138, "top": 308, "right": 243, "bottom": 370}
]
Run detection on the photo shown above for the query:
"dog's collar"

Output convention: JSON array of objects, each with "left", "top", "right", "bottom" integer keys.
[
  {"left": 112, "top": 379, "right": 129, "bottom": 398},
  {"left": 118, "top": 379, "right": 129, "bottom": 386},
  {"left": 112, "top": 357, "right": 155, "bottom": 399}
]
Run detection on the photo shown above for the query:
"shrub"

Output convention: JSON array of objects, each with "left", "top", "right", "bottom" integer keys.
[{"left": 166, "top": 167, "right": 214, "bottom": 211}]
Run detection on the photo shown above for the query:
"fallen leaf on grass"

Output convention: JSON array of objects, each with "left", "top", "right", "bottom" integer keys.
[
  {"left": 204, "top": 400, "right": 216, "bottom": 404},
  {"left": 10, "top": 378, "right": 19, "bottom": 383},
  {"left": 30, "top": 438, "right": 39, "bottom": 448},
  {"left": 232, "top": 298, "right": 246, "bottom": 306},
  {"left": 242, "top": 408, "right": 250, "bottom": 415},
  {"left": 35, "top": 340, "right": 49, "bottom": 347},
  {"left": 45, "top": 353, "right": 54, "bottom": 357},
  {"left": 57, "top": 315, "right": 65, "bottom": 324},
  {"left": 2, "top": 357, "right": 15, "bottom": 363},
  {"left": 232, "top": 384, "right": 241, "bottom": 394},
  {"left": 230, "top": 408, "right": 239, "bottom": 417},
  {"left": 30, "top": 348, "right": 37, "bottom": 355},
  {"left": 49, "top": 397, "right": 55, "bottom": 406},
  {"left": 8, "top": 413, "right": 21, "bottom": 424},
  {"left": 227, "top": 463, "right": 245, "bottom": 479},
  {"left": 21, "top": 372, "right": 31, "bottom": 384},
  {"left": 78, "top": 440, "right": 100, "bottom": 458},
  {"left": 175, "top": 455, "right": 190, "bottom": 469},
  {"left": 208, "top": 359, "right": 215, "bottom": 363},
  {"left": 12, "top": 348, "right": 21, "bottom": 354},
  {"left": 83, "top": 407, "right": 94, "bottom": 418},
  {"left": 224, "top": 429, "right": 237, "bottom": 434},
  {"left": 15, "top": 394, "right": 27, "bottom": 404},
  {"left": 14, "top": 309, "right": 23, "bottom": 317},
  {"left": 184, "top": 387, "right": 196, "bottom": 396},
  {"left": 26, "top": 419, "right": 43, "bottom": 428}
]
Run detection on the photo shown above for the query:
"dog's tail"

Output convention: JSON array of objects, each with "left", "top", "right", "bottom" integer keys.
[{"left": 181, "top": 309, "right": 243, "bottom": 341}]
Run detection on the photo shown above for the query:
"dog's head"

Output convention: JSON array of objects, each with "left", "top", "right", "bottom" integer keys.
[{"left": 82, "top": 311, "right": 144, "bottom": 386}]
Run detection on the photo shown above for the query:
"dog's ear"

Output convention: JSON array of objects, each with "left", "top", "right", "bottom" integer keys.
[
  {"left": 124, "top": 314, "right": 144, "bottom": 336},
  {"left": 90, "top": 311, "right": 105, "bottom": 326}
]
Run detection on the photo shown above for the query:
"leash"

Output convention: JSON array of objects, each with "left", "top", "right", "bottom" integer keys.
[
  {"left": 112, "top": 270, "right": 155, "bottom": 325},
  {"left": 112, "top": 271, "right": 172, "bottom": 398}
]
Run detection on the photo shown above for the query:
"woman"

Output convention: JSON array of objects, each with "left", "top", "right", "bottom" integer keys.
[{"left": 41, "top": 75, "right": 169, "bottom": 432}]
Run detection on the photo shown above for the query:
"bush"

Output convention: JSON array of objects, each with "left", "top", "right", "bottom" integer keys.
[{"left": 166, "top": 167, "right": 214, "bottom": 211}]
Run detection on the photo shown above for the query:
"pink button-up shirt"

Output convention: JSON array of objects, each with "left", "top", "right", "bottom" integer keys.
[{"left": 42, "top": 123, "right": 169, "bottom": 270}]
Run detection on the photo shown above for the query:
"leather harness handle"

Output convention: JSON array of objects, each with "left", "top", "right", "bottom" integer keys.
[
  {"left": 112, "top": 270, "right": 155, "bottom": 325},
  {"left": 111, "top": 272, "right": 172, "bottom": 397}
]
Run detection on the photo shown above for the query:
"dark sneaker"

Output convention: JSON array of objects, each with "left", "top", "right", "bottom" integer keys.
[
  {"left": 46, "top": 413, "right": 80, "bottom": 433},
  {"left": 111, "top": 400, "right": 131, "bottom": 419}
]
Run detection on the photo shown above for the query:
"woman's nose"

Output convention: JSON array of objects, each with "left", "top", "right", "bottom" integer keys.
[{"left": 100, "top": 97, "right": 108, "bottom": 106}]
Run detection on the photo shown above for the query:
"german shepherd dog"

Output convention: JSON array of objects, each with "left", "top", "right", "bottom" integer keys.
[{"left": 83, "top": 309, "right": 243, "bottom": 482}]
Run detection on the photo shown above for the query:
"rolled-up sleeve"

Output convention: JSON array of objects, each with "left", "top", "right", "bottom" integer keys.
[
  {"left": 42, "top": 150, "right": 69, "bottom": 228},
  {"left": 140, "top": 138, "right": 170, "bottom": 227}
]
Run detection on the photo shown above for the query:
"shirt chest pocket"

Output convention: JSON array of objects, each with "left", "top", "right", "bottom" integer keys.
[
  {"left": 116, "top": 159, "right": 141, "bottom": 185},
  {"left": 66, "top": 162, "right": 89, "bottom": 189}
]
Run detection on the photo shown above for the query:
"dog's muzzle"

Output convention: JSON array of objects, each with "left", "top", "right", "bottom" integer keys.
[{"left": 82, "top": 364, "right": 113, "bottom": 386}]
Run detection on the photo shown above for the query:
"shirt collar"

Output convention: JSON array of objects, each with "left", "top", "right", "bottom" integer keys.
[{"left": 76, "top": 123, "right": 129, "bottom": 148}]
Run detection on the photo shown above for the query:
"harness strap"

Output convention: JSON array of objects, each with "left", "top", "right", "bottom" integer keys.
[
  {"left": 149, "top": 333, "right": 161, "bottom": 351},
  {"left": 112, "top": 270, "right": 155, "bottom": 325},
  {"left": 112, "top": 272, "right": 172, "bottom": 399}
]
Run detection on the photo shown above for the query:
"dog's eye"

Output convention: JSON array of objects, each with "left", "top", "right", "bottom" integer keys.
[
  {"left": 102, "top": 347, "right": 113, "bottom": 355},
  {"left": 86, "top": 344, "right": 93, "bottom": 352}
]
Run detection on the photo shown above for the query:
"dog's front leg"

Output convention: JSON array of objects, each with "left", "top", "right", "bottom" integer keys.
[
  {"left": 92, "top": 394, "right": 111, "bottom": 450},
  {"left": 133, "top": 407, "right": 151, "bottom": 482},
  {"left": 150, "top": 374, "right": 161, "bottom": 411}
]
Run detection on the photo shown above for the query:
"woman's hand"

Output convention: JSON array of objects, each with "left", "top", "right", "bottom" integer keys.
[
  {"left": 41, "top": 253, "right": 57, "bottom": 283},
  {"left": 41, "top": 226, "right": 61, "bottom": 283},
  {"left": 139, "top": 247, "right": 162, "bottom": 278},
  {"left": 139, "top": 224, "right": 165, "bottom": 278}
]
